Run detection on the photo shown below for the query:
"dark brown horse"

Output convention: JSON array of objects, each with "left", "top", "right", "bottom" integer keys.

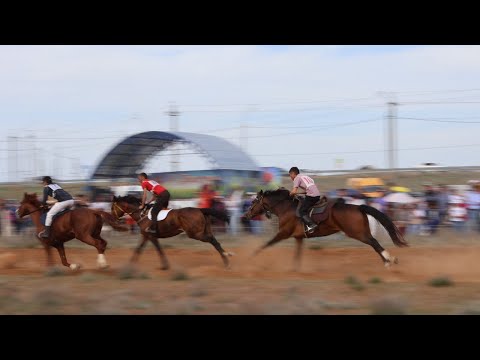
[
  {"left": 111, "top": 195, "right": 234, "bottom": 269},
  {"left": 17, "top": 193, "right": 129, "bottom": 270},
  {"left": 244, "top": 189, "right": 408, "bottom": 271}
]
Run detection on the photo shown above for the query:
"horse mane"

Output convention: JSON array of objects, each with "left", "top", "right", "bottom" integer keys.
[
  {"left": 117, "top": 195, "right": 141, "bottom": 206},
  {"left": 263, "top": 188, "right": 292, "bottom": 201},
  {"left": 23, "top": 193, "right": 41, "bottom": 205}
]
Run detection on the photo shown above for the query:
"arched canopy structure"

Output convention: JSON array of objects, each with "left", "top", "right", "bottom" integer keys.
[{"left": 91, "top": 131, "right": 260, "bottom": 179}]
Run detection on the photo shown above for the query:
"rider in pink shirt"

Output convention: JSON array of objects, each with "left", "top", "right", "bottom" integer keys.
[{"left": 289, "top": 167, "right": 321, "bottom": 233}]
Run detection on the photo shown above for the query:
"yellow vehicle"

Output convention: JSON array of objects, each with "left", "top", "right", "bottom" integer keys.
[{"left": 346, "top": 178, "right": 386, "bottom": 198}]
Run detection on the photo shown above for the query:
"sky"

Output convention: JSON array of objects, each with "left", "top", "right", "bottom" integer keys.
[{"left": 2, "top": 45, "right": 480, "bottom": 182}]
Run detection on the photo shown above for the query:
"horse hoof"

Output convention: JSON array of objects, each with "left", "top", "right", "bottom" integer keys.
[
  {"left": 384, "top": 261, "right": 392, "bottom": 268},
  {"left": 160, "top": 266, "right": 170, "bottom": 271},
  {"left": 70, "top": 263, "right": 81, "bottom": 271},
  {"left": 98, "top": 264, "right": 109, "bottom": 270},
  {"left": 393, "top": 257, "right": 399, "bottom": 264},
  {"left": 224, "top": 252, "right": 235, "bottom": 257}
]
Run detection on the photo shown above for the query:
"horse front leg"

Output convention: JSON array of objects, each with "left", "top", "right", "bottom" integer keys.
[
  {"left": 252, "top": 231, "right": 290, "bottom": 257},
  {"left": 294, "top": 237, "right": 304, "bottom": 272},
  {"left": 41, "top": 240, "right": 54, "bottom": 267},
  {"left": 130, "top": 234, "right": 149, "bottom": 263},
  {"left": 149, "top": 237, "right": 170, "bottom": 270},
  {"left": 53, "top": 242, "right": 80, "bottom": 270}
]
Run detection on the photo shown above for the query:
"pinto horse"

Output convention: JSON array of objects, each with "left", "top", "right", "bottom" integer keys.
[
  {"left": 111, "top": 195, "right": 234, "bottom": 269},
  {"left": 244, "top": 189, "right": 408, "bottom": 271},
  {"left": 17, "top": 193, "right": 129, "bottom": 270}
]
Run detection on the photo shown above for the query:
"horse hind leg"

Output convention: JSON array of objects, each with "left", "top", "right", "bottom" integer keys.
[
  {"left": 95, "top": 237, "right": 109, "bottom": 269},
  {"left": 366, "top": 236, "right": 398, "bottom": 268},
  {"left": 197, "top": 234, "right": 231, "bottom": 269},
  {"left": 77, "top": 233, "right": 108, "bottom": 270},
  {"left": 204, "top": 218, "right": 235, "bottom": 257}
]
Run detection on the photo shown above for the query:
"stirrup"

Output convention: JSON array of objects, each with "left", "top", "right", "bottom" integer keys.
[{"left": 306, "top": 224, "right": 317, "bottom": 233}]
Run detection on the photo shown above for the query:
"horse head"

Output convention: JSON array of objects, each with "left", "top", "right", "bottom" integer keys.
[
  {"left": 17, "top": 192, "right": 42, "bottom": 218},
  {"left": 244, "top": 190, "right": 266, "bottom": 220},
  {"left": 111, "top": 195, "right": 142, "bottom": 220}
]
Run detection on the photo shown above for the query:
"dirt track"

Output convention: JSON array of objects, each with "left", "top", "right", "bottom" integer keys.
[
  {"left": 1, "top": 242, "right": 480, "bottom": 314},
  {"left": 2, "top": 244, "right": 480, "bottom": 281}
]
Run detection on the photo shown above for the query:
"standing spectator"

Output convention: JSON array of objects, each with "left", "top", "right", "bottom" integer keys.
[
  {"left": 211, "top": 195, "right": 228, "bottom": 233},
  {"left": 437, "top": 185, "right": 450, "bottom": 224},
  {"left": 466, "top": 183, "right": 480, "bottom": 233},
  {"left": 408, "top": 203, "right": 426, "bottom": 235},
  {"left": 0, "top": 198, "right": 4, "bottom": 236},
  {"left": 448, "top": 199, "right": 468, "bottom": 233},
  {"left": 423, "top": 183, "right": 438, "bottom": 209},
  {"left": 449, "top": 189, "right": 465, "bottom": 205},
  {"left": 241, "top": 193, "right": 253, "bottom": 233},
  {"left": 395, "top": 204, "right": 410, "bottom": 237},
  {"left": 372, "top": 189, "right": 388, "bottom": 213},
  {"left": 225, "top": 188, "right": 244, "bottom": 236},
  {"left": 425, "top": 202, "right": 441, "bottom": 235},
  {"left": 198, "top": 184, "right": 216, "bottom": 209}
]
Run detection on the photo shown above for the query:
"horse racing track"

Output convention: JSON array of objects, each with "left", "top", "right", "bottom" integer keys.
[{"left": 1, "top": 233, "right": 480, "bottom": 314}]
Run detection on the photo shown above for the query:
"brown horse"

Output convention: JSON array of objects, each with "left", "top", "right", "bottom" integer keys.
[
  {"left": 17, "top": 193, "right": 129, "bottom": 270},
  {"left": 111, "top": 195, "right": 234, "bottom": 269},
  {"left": 244, "top": 189, "right": 408, "bottom": 271}
]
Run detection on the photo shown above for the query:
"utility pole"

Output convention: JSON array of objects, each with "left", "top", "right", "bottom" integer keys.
[
  {"left": 387, "top": 101, "right": 398, "bottom": 169},
  {"left": 378, "top": 92, "right": 398, "bottom": 169},
  {"left": 166, "top": 102, "right": 180, "bottom": 172}
]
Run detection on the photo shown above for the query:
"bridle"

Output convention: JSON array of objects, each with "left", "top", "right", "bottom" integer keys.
[
  {"left": 249, "top": 191, "right": 295, "bottom": 218},
  {"left": 112, "top": 202, "right": 148, "bottom": 223},
  {"left": 17, "top": 204, "right": 47, "bottom": 217},
  {"left": 249, "top": 194, "right": 276, "bottom": 217}
]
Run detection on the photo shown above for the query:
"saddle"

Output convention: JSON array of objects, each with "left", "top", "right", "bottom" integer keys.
[
  {"left": 142, "top": 203, "right": 170, "bottom": 221},
  {"left": 295, "top": 195, "right": 336, "bottom": 224},
  {"left": 40, "top": 208, "right": 71, "bottom": 226}
]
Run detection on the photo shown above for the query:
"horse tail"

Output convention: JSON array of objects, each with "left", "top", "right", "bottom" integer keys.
[
  {"left": 200, "top": 208, "right": 230, "bottom": 224},
  {"left": 92, "top": 210, "right": 129, "bottom": 232},
  {"left": 358, "top": 205, "right": 408, "bottom": 247}
]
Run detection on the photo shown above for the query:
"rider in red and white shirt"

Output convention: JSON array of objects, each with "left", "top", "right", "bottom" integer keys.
[{"left": 138, "top": 172, "right": 170, "bottom": 233}]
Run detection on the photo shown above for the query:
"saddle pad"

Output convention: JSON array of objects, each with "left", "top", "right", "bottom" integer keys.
[{"left": 148, "top": 209, "right": 172, "bottom": 221}]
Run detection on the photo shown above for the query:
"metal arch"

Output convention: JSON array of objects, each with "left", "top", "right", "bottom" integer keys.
[{"left": 90, "top": 131, "right": 259, "bottom": 179}]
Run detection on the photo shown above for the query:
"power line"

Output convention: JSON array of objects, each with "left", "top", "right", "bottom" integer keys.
[
  {"left": 180, "top": 103, "right": 385, "bottom": 113},
  {"left": 400, "top": 117, "right": 480, "bottom": 124},
  {"left": 401, "top": 101, "right": 480, "bottom": 105},
  {"left": 178, "top": 96, "right": 378, "bottom": 108},
  {"left": 394, "top": 88, "right": 480, "bottom": 95},
  {"left": 253, "top": 142, "right": 480, "bottom": 157},
  {"left": 222, "top": 119, "right": 381, "bottom": 140}
]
